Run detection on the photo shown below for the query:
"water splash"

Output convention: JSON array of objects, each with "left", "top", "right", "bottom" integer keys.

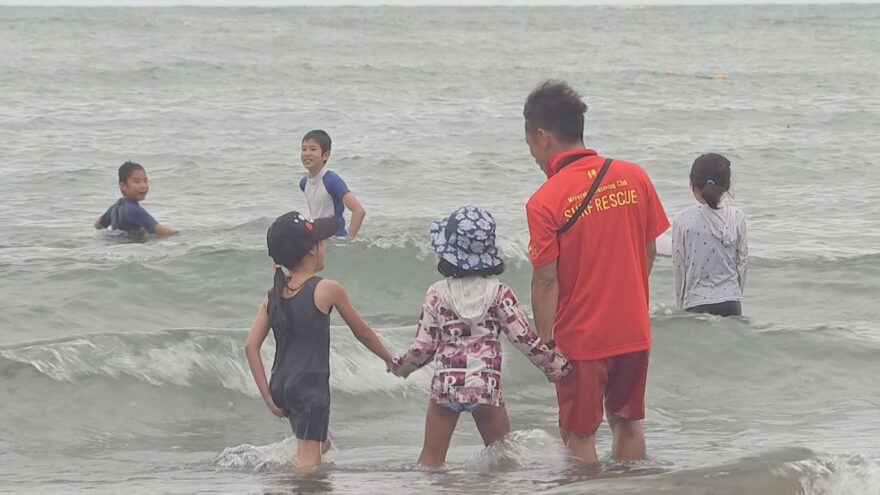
[
  {"left": 792, "top": 454, "right": 880, "bottom": 495},
  {"left": 212, "top": 437, "right": 297, "bottom": 472}
]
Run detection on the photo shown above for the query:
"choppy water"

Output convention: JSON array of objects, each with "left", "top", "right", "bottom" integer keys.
[{"left": 1, "top": 4, "right": 879, "bottom": 494}]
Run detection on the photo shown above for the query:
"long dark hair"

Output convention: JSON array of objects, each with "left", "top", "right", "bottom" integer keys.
[
  {"left": 438, "top": 259, "right": 505, "bottom": 279},
  {"left": 690, "top": 153, "right": 732, "bottom": 210},
  {"left": 268, "top": 265, "right": 288, "bottom": 332}
]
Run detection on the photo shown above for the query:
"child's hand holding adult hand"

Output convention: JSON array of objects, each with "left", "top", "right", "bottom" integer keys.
[
  {"left": 544, "top": 369, "right": 565, "bottom": 383},
  {"left": 545, "top": 355, "right": 573, "bottom": 384}
]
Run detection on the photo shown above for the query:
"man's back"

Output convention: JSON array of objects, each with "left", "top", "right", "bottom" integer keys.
[
  {"left": 523, "top": 79, "right": 664, "bottom": 462},
  {"left": 527, "top": 150, "right": 669, "bottom": 361}
]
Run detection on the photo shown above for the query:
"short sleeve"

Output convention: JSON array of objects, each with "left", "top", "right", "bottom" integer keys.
[
  {"left": 98, "top": 207, "right": 112, "bottom": 228},
  {"left": 526, "top": 195, "right": 559, "bottom": 267},
  {"left": 128, "top": 204, "right": 159, "bottom": 233},
  {"left": 640, "top": 173, "right": 670, "bottom": 241},
  {"left": 323, "top": 171, "right": 350, "bottom": 202}
]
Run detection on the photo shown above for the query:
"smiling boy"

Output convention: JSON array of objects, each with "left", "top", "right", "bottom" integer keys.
[{"left": 298, "top": 130, "right": 365, "bottom": 239}]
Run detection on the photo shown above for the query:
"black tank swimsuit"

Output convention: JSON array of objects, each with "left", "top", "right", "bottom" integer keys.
[{"left": 267, "top": 277, "right": 331, "bottom": 441}]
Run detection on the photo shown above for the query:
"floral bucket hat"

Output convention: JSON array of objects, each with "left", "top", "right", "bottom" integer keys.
[{"left": 430, "top": 206, "right": 503, "bottom": 271}]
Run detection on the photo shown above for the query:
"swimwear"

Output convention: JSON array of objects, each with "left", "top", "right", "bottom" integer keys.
[{"left": 267, "top": 277, "right": 331, "bottom": 442}]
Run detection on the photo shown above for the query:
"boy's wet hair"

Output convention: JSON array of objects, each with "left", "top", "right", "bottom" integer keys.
[
  {"left": 437, "top": 259, "right": 505, "bottom": 279},
  {"left": 690, "top": 153, "right": 732, "bottom": 210},
  {"left": 302, "top": 130, "right": 332, "bottom": 154},
  {"left": 523, "top": 80, "right": 588, "bottom": 143},
  {"left": 118, "top": 161, "right": 145, "bottom": 183}
]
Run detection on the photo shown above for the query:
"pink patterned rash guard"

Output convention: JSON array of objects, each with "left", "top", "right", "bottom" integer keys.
[{"left": 393, "top": 278, "right": 570, "bottom": 407}]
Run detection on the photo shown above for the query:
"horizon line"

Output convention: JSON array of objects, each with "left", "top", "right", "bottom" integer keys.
[{"left": 1, "top": 0, "right": 877, "bottom": 6}]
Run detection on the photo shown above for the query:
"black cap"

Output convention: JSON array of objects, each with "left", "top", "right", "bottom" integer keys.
[{"left": 267, "top": 212, "right": 338, "bottom": 268}]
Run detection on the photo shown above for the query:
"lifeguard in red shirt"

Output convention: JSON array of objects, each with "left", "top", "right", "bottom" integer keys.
[{"left": 523, "top": 80, "right": 669, "bottom": 464}]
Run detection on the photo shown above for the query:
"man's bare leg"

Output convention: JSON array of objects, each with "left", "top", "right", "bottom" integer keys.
[
  {"left": 608, "top": 416, "right": 645, "bottom": 461},
  {"left": 560, "top": 428, "right": 599, "bottom": 464}
]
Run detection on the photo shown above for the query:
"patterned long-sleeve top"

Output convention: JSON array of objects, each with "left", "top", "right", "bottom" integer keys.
[
  {"left": 393, "top": 278, "right": 570, "bottom": 407},
  {"left": 673, "top": 203, "right": 748, "bottom": 309}
]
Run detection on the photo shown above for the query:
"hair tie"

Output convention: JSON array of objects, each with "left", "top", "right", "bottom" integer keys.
[
  {"left": 275, "top": 264, "right": 284, "bottom": 270},
  {"left": 706, "top": 179, "right": 716, "bottom": 186}
]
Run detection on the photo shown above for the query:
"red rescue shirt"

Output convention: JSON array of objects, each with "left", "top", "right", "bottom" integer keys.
[{"left": 527, "top": 149, "right": 669, "bottom": 361}]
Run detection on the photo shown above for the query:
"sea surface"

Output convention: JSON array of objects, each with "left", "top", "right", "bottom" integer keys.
[{"left": 1, "top": 4, "right": 879, "bottom": 494}]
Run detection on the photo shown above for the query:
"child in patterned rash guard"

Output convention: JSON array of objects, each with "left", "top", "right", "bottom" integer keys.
[{"left": 392, "top": 206, "right": 570, "bottom": 468}]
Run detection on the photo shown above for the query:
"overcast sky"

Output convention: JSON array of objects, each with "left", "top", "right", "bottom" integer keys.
[{"left": 2, "top": 0, "right": 877, "bottom": 5}]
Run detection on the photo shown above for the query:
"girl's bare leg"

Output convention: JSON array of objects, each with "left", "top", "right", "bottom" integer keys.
[
  {"left": 472, "top": 404, "right": 511, "bottom": 446},
  {"left": 418, "top": 401, "right": 460, "bottom": 468},
  {"left": 293, "top": 439, "right": 324, "bottom": 473}
]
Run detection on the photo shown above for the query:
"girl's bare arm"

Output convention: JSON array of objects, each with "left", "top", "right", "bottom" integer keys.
[
  {"left": 317, "top": 280, "right": 394, "bottom": 365},
  {"left": 244, "top": 296, "right": 284, "bottom": 418}
]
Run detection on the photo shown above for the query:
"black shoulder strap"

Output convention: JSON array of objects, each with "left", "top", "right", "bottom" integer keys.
[
  {"left": 557, "top": 158, "right": 614, "bottom": 235},
  {"left": 556, "top": 152, "right": 590, "bottom": 172}
]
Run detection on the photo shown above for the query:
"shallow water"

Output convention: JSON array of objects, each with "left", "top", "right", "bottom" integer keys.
[{"left": 1, "top": 4, "right": 879, "bottom": 494}]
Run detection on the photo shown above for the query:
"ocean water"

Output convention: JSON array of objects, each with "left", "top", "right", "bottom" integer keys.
[{"left": 1, "top": 4, "right": 879, "bottom": 494}]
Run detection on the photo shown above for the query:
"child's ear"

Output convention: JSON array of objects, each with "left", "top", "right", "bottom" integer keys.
[{"left": 323, "top": 151, "right": 331, "bottom": 163}]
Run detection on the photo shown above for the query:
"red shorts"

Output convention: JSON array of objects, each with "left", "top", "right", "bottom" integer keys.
[{"left": 555, "top": 350, "right": 649, "bottom": 437}]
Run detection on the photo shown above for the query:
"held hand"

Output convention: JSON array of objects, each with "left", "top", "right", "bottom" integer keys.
[
  {"left": 385, "top": 359, "right": 400, "bottom": 376},
  {"left": 386, "top": 358, "right": 403, "bottom": 377},
  {"left": 545, "top": 369, "right": 566, "bottom": 383}
]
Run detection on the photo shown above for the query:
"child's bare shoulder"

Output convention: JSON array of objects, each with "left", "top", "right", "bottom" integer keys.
[
  {"left": 313, "top": 278, "right": 346, "bottom": 313},
  {"left": 316, "top": 278, "right": 344, "bottom": 294}
]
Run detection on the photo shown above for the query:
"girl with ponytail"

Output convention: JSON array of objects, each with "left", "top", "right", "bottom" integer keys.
[
  {"left": 672, "top": 154, "right": 749, "bottom": 317},
  {"left": 244, "top": 212, "right": 394, "bottom": 472}
]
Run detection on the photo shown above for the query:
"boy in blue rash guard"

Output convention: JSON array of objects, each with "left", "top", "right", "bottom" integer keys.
[
  {"left": 298, "top": 130, "right": 366, "bottom": 239},
  {"left": 94, "top": 161, "right": 177, "bottom": 237}
]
